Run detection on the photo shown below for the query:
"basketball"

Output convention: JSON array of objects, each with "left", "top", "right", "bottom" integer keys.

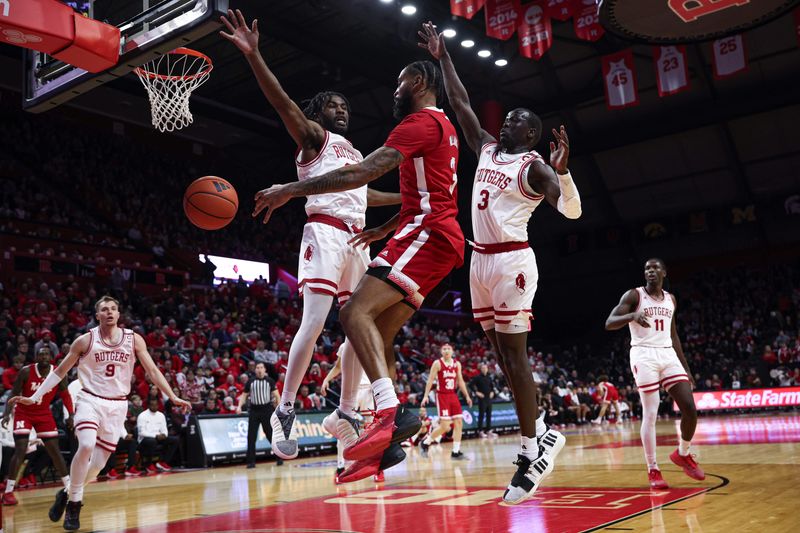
[{"left": 183, "top": 176, "right": 238, "bottom": 230}]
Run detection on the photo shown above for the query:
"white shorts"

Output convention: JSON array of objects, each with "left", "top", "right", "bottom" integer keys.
[
  {"left": 470, "top": 247, "right": 537, "bottom": 333},
  {"left": 73, "top": 392, "right": 128, "bottom": 452},
  {"left": 630, "top": 346, "right": 690, "bottom": 394},
  {"left": 298, "top": 221, "right": 370, "bottom": 305},
  {"left": 356, "top": 384, "right": 374, "bottom": 413}
]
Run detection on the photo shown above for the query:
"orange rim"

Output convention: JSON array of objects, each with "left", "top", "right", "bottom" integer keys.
[{"left": 134, "top": 47, "right": 213, "bottom": 81}]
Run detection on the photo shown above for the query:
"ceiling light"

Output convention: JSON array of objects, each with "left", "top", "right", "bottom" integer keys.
[
  {"left": 477, "top": 49, "right": 491, "bottom": 58},
  {"left": 379, "top": 0, "right": 393, "bottom": 3},
  {"left": 460, "top": 39, "right": 475, "bottom": 48},
  {"left": 494, "top": 58, "right": 508, "bottom": 67},
  {"left": 401, "top": 4, "right": 416, "bottom": 15},
  {"left": 442, "top": 28, "right": 456, "bottom": 38}
]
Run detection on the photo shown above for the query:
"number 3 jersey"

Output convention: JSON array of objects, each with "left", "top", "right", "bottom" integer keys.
[
  {"left": 628, "top": 287, "right": 675, "bottom": 348},
  {"left": 471, "top": 142, "right": 545, "bottom": 244},
  {"left": 80, "top": 327, "right": 136, "bottom": 399}
]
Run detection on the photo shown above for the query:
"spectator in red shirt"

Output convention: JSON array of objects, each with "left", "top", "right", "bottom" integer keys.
[
  {"left": 2, "top": 356, "right": 24, "bottom": 390},
  {"left": 296, "top": 385, "right": 314, "bottom": 411}
]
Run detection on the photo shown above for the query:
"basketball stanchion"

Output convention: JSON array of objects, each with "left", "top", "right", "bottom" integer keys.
[{"left": 134, "top": 48, "right": 213, "bottom": 133}]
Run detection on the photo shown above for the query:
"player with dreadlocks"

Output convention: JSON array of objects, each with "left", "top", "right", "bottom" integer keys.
[
  {"left": 221, "top": 9, "right": 400, "bottom": 464},
  {"left": 253, "top": 47, "right": 465, "bottom": 481}
]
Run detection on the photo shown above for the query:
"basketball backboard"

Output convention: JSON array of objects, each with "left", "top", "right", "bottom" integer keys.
[{"left": 23, "top": 0, "right": 228, "bottom": 112}]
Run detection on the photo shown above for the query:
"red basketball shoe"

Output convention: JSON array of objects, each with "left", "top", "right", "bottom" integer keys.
[
  {"left": 344, "top": 405, "right": 420, "bottom": 461},
  {"left": 2, "top": 491, "right": 18, "bottom": 505},
  {"left": 339, "top": 444, "right": 406, "bottom": 484},
  {"left": 648, "top": 469, "right": 669, "bottom": 490},
  {"left": 670, "top": 450, "right": 705, "bottom": 480}
]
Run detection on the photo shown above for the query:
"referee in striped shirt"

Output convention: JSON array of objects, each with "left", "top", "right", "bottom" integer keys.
[{"left": 237, "top": 362, "right": 281, "bottom": 468}]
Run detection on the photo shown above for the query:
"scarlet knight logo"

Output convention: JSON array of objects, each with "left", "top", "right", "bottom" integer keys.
[
  {"left": 515, "top": 272, "right": 526, "bottom": 294},
  {"left": 304, "top": 244, "right": 314, "bottom": 262}
]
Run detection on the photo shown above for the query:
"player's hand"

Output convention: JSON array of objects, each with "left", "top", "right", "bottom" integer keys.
[
  {"left": 235, "top": 406, "right": 242, "bottom": 414},
  {"left": 631, "top": 311, "right": 650, "bottom": 328},
  {"left": 319, "top": 380, "right": 330, "bottom": 396},
  {"left": 8, "top": 396, "right": 35, "bottom": 408},
  {"left": 417, "top": 21, "right": 447, "bottom": 60},
  {"left": 348, "top": 227, "right": 389, "bottom": 250},
  {"left": 688, "top": 373, "right": 697, "bottom": 390},
  {"left": 420, "top": 396, "right": 428, "bottom": 407},
  {"left": 172, "top": 397, "right": 193, "bottom": 413},
  {"left": 219, "top": 9, "right": 259, "bottom": 57},
  {"left": 549, "top": 125, "right": 570, "bottom": 174},
  {"left": 466, "top": 397, "right": 473, "bottom": 408},
  {"left": 66, "top": 416, "right": 74, "bottom": 433},
  {"left": 253, "top": 184, "right": 292, "bottom": 224}
]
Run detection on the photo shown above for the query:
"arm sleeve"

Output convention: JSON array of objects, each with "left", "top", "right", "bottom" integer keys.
[
  {"left": 60, "top": 388, "right": 74, "bottom": 415},
  {"left": 29, "top": 371, "right": 63, "bottom": 403},
  {"left": 384, "top": 114, "right": 441, "bottom": 159},
  {"left": 556, "top": 170, "right": 582, "bottom": 219}
]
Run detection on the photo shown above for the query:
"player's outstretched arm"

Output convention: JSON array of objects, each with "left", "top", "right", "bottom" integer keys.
[
  {"left": 1, "top": 366, "right": 29, "bottom": 427},
  {"left": 367, "top": 189, "right": 402, "bottom": 207},
  {"left": 220, "top": 9, "right": 325, "bottom": 151},
  {"left": 9, "top": 334, "right": 88, "bottom": 409},
  {"left": 133, "top": 334, "right": 192, "bottom": 413},
  {"left": 418, "top": 21, "right": 493, "bottom": 154},
  {"left": 420, "top": 360, "right": 440, "bottom": 407},
  {"left": 253, "top": 147, "right": 404, "bottom": 223},
  {"left": 528, "top": 126, "right": 581, "bottom": 219},
  {"left": 669, "top": 295, "right": 695, "bottom": 387},
  {"left": 605, "top": 289, "right": 648, "bottom": 330}
]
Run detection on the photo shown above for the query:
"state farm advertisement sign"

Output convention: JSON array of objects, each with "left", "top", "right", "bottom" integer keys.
[{"left": 675, "top": 387, "right": 800, "bottom": 411}]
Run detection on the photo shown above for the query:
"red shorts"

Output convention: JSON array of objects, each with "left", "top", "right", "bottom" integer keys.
[
  {"left": 13, "top": 409, "right": 59, "bottom": 439},
  {"left": 602, "top": 388, "right": 619, "bottom": 402},
  {"left": 436, "top": 393, "right": 463, "bottom": 419},
  {"left": 369, "top": 227, "right": 462, "bottom": 309}
]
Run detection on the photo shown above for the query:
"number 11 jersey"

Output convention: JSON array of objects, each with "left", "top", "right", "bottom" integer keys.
[{"left": 628, "top": 288, "right": 675, "bottom": 348}]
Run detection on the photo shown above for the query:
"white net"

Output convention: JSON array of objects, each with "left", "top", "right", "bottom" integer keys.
[{"left": 134, "top": 48, "right": 212, "bottom": 133}]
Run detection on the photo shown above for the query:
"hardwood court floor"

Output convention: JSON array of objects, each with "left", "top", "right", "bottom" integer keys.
[{"left": 6, "top": 412, "right": 799, "bottom": 532}]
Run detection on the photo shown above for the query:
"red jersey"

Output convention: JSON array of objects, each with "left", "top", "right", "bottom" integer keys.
[
  {"left": 600, "top": 381, "right": 619, "bottom": 402},
  {"left": 384, "top": 107, "right": 465, "bottom": 263},
  {"left": 436, "top": 358, "right": 459, "bottom": 395},
  {"left": 17, "top": 364, "right": 60, "bottom": 417}
]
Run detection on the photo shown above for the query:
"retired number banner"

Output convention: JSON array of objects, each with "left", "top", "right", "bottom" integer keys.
[
  {"left": 601, "top": 49, "right": 638, "bottom": 109},
  {"left": 653, "top": 45, "right": 690, "bottom": 97},
  {"left": 518, "top": 2, "right": 552, "bottom": 60},
  {"left": 485, "top": 0, "right": 521, "bottom": 40},
  {"left": 712, "top": 34, "right": 747, "bottom": 79},
  {"left": 450, "top": 0, "right": 486, "bottom": 20},
  {"left": 573, "top": 0, "right": 604, "bottom": 42}
]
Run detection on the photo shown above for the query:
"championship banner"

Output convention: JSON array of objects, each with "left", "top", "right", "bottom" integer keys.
[
  {"left": 676, "top": 387, "right": 800, "bottom": 412},
  {"left": 653, "top": 45, "right": 690, "bottom": 97},
  {"left": 450, "top": 0, "right": 486, "bottom": 20},
  {"left": 573, "top": 0, "right": 604, "bottom": 42},
  {"left": 601, "top": 49, "right": 639, "bottom": 109},
  {"left": 518, "top": 1, "right": 552, "bottom": 60},
  {"left": 712, "top": 34, "right": 747, "bottom": 79},
  {"left": 485, "top": 0, "right": 521, "bottom": 40},
  {"left": 544, "top": 0, "right": 574, "bottom": 21}
]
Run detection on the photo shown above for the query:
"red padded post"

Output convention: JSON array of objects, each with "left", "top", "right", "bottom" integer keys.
[
  {"left": 0, "top": 0, "right": 74, "bottom": 54},
  {"left": 52, "top": 13, "right": 120, "bottom": 73}
]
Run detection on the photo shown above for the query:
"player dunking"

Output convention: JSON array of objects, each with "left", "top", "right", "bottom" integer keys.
[
  {"left": 419, "top": 343, "right": 472, "bottom": 459},
  {"left": 10, "top": 296, "right": 191, "bottom": 531},
  {"left": 592, "top": 375, "right": 621, "bottom": 424},
  {"left": 220, "top": 9, "right": 400, "bottom": 460},
  {"left": 419, "top": 22, "right": 577, "bottom": 503},
  {"left": 1, "top": 346, "right": 73, "bottom": 505},
  {"left": 605, "top": 258, "right": 704, "bottom": 489},
  {"left": 254, "top": 58, "right": 464, "bottom": 482}
]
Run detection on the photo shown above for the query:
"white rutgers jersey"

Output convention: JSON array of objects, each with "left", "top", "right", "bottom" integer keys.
[
  {"left": 296, "top": 130, "right": 367, "bottom": 227},
  {"left": 629, "top": 287, "right": 675, "bottom": 348},
  {"left": 79, "top": 326, "right": 136, "bottom": 399},
  {"left": 471, "top": 142, "right": 545, "bottom": 243}
]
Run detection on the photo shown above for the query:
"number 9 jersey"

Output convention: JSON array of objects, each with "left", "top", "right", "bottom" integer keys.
[{"left": 79, "top": 327, "right": 136, "bottom": 400}]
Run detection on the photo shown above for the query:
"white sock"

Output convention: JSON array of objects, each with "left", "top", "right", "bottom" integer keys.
[
  {"left": 679, "top": 438, "right": 692, "bottom": 456},
  {"left": 452, "top": 441, "right": 460, "bottom": 453},
  {"left": 520, "top": 436, "right": 538, "bottom": 460},
  {"left": 648, "top": 461, "right": 659, "bottom": 471},
  {"left": 62, "top": 475, "right": 70, "bottom": 489},
  {"left": 279, "top": 393, "right": 296, "bottom": 414},
  {"left": 535, "top": 412, "right": 547, "bottom": 437},
  {"left": 336, "top": 440, "right": 345, "bottom": 469},
  {"left": 371, "top": 378, "right": 398, "bottom": 411},
  {"left": 5, "top": 479, "right": 15, "bottom": 493},
  {"left": 422, "top": 434, "right": 432, "bottom": 445}
]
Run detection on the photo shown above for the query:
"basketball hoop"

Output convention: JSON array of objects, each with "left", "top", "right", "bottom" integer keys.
[{"left": 134, "top": 48, "right": 213, "bottom": 133}]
